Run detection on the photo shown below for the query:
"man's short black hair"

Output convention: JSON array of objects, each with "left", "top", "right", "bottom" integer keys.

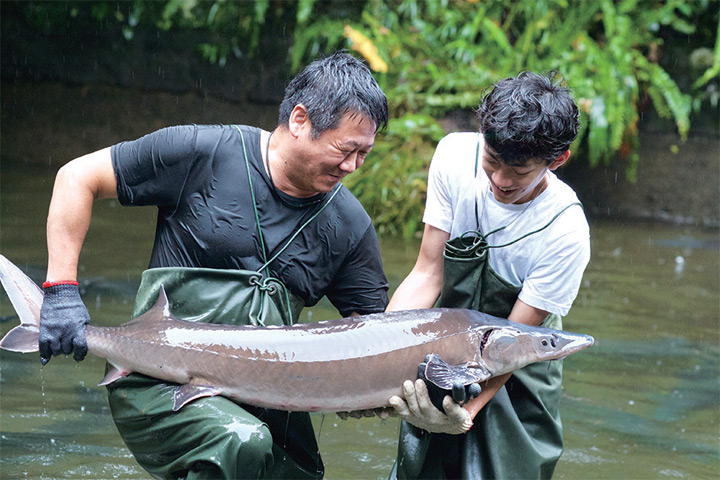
[
  {"left": 279, "top": 51, "right": 389, "bottom": 138},
  {"left": 476, "top": 71, "right": 580, "bottom": 165}
]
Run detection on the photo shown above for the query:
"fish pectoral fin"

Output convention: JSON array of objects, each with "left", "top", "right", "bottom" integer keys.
[
  {"left": 173, "top": 383, "right": 221, "bottom": 411},
  {"left": 98, "top": 365, "right": 130, "bottom": 386},
  {"left": 424, "top": 354, "right": 490, "bottom": 390}
]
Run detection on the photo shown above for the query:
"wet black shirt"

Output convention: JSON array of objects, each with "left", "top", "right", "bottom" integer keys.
[{"left": 111, "top": 124, "right": 388, "bottom": 316}]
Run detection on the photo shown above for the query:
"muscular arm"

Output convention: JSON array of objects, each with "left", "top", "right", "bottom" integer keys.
[
  {"left": 46, "top": 147, "right": 118, "bottom": 281},
  {"left": 387, "top": 224, "right": 449, "bottom": 311}
]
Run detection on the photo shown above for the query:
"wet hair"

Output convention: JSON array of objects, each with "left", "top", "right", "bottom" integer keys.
[
  {"left": 278, "top": 51, "right": 389, "bottom": 138},
  {"left": 476, "top": 71, "right": 580, "bottom": 166}
]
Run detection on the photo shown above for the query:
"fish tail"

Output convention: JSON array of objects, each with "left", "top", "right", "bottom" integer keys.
[{"left": 0, "top": 255, "right": 42, "bottom": 353}]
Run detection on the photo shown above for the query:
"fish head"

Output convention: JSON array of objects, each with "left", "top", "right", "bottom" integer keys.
[{"left": 481, "top": 325, "right": 594, "bottom": 375}]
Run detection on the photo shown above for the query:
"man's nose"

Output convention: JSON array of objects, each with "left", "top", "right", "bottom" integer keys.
[{"left": 339, "top": 152, "right": 360, "bottom": 173}]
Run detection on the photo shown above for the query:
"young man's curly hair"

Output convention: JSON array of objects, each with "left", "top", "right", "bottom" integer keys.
[{"left": 476, "top": 71, "right": 580, "bottom": 166}]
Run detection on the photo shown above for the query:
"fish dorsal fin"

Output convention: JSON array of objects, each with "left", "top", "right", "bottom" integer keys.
[
  {"left": 124, "top": 285, "right": 175, "bottom": 326},
  {"left": 424, "top": 354, "right": 490, "bottom": 390},
  {"left": 155, "top": 285, "right": 173, "bottom": 320}
]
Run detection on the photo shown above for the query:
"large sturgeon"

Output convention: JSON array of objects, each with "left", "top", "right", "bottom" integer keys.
[{"left": 0, "top": 255, "right": 593, "bottom": 413}]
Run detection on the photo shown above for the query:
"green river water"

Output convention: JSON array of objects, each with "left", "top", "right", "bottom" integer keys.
[{"left": 1, "top": 160, "right": 718, "bottom": 479}]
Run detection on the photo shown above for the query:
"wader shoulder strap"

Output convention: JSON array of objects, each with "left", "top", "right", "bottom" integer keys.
[
  {"left": 486, "top": 201, "right": 583, "bottom": 249},
  {"left": 235, "top": 126, "right": 342, "bottom": 325},
  {"left": 259, "top": 186, "right": 342, "bottom": 272},
  {"left": 234, "top": 125, "right": 341, "bottom": 274},
  {"left": 236, "top": 126, "right": 271, "bottom": 271},
  {"left": 474, "top": 133, "right": 481, "bottom": 231},
  {"left": 448, "top": 202, "right": 583, "bottom": 260}
]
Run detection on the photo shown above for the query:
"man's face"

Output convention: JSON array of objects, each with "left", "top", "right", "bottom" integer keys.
[
  {"left": 287, "top": 113, "right": 376, "bottom": 197},
  {"left": 481, "top": 145, "right": 551, "bottom": 205}
]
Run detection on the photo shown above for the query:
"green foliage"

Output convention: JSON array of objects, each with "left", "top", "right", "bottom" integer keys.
[
  {"left": 293, "top": 0, "right": 711, "bottom": 185},
  {"left": 691, "top": 17, "right": 720, "bottom": 109},
  {"left": 292, "top": 0, "right": 715, "bottom": 220},
  {"left": 16, "top": 0, "right": 283, "bottom": 65}
]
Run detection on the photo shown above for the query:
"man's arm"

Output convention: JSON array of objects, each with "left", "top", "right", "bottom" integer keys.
[
  {"left": 46, "top": 148, "right": 118, "bottom": 280},
  {"left": 40, "top": 148, "right": 117, "bottom": 363},
  {"left": 387, "top": 224, "right": 448, "bottom": 311}
]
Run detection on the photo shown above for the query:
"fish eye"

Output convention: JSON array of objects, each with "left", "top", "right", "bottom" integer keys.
[{"left": 541, "top": 339, "right": 549, "bottom": 346}]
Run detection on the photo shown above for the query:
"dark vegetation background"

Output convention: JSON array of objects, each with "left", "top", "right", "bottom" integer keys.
[{"left": 1, "top": 0, "right": 718, "bottom": 232}]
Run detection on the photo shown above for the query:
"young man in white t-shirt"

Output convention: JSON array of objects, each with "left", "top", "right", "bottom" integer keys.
[{"left": 388, "top": 72, "right": 591, "bottom": 479}]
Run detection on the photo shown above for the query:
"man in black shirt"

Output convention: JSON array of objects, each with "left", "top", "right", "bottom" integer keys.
[{"left": 39, "top": 51, "right": 389, "bottom": 479}]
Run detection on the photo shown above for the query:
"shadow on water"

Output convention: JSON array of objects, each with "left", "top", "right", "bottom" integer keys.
[{"left": 1, "top": 125, "right": 718, "bottom": 478}]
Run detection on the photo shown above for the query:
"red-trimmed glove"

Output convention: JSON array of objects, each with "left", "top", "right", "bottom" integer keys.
[{"left": 39, "top": 282, "right": 90, "bottom": 364}]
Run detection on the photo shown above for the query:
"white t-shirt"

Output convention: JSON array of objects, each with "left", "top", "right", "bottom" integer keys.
[{"left": 423, "top": 132, "right": 590, "bottom": 316}]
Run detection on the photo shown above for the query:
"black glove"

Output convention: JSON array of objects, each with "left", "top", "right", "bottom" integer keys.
[
  {"left": 418, "top": 354, "right": 483, "bottom": 411},
  {"left": 39, "top": 283, "right": 90, "bottom": 364}
]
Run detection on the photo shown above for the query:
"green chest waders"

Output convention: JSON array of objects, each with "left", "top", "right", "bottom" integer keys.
[
  {"left": 393, "top": 136, "right": 581, "bottom": 480},
  {"left": 106, "top": 128, "right": 340, "bottom": 480}
]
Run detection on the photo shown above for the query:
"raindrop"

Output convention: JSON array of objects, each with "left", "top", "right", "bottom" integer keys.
[{"left": 674, "top": 255, "right": 685, "bottom": 277}]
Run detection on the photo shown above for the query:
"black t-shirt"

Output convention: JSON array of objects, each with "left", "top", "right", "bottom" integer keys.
[{"left": 111, "top": 124, "right": 388, "bottom": 316}]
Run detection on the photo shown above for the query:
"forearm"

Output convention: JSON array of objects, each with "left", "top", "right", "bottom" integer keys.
[
  {"left": 46, "top": 170, "right": 94, "bottom": 281},
  {"left": 387, "top": 269, "right": 441, "bottom": 311},
  {"left": 387, "top": 224, "right": 448, "bottom": 312},
  {"left": 463, "top": 373, "right": 512, "bottom": 419},
  {"left": 45, "top": 148, "right": 117, "bottom": 281}
]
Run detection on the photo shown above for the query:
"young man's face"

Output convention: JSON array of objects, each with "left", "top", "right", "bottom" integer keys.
[
  {"left": 481, "top": 145, "right": 557, "bottom": 205},
  {"left": 287, "top": 112, "right": 376, "bottom": 197}
]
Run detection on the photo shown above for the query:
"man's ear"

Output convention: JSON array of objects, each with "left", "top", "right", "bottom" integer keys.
[
  {"left": 288, "top": 104, "right": 311, "bottom": 138},
  {"left": 549, "top": 150, "right": 571, "bottom": 170}
]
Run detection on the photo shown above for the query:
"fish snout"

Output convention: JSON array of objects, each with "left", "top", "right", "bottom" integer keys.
[{"left": 550, "top": 332, "right": 595, "bottom": 357}]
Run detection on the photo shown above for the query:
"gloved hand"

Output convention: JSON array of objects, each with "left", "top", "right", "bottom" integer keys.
[
  {"left": 389, "top": 379, "right": 472, "bottom": 435},
  {"left": 417, "top": 354, "right": 483, "bottom": 410},
  {"left": 39, "top": 282, "right": 90, "bottom": 364}
]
